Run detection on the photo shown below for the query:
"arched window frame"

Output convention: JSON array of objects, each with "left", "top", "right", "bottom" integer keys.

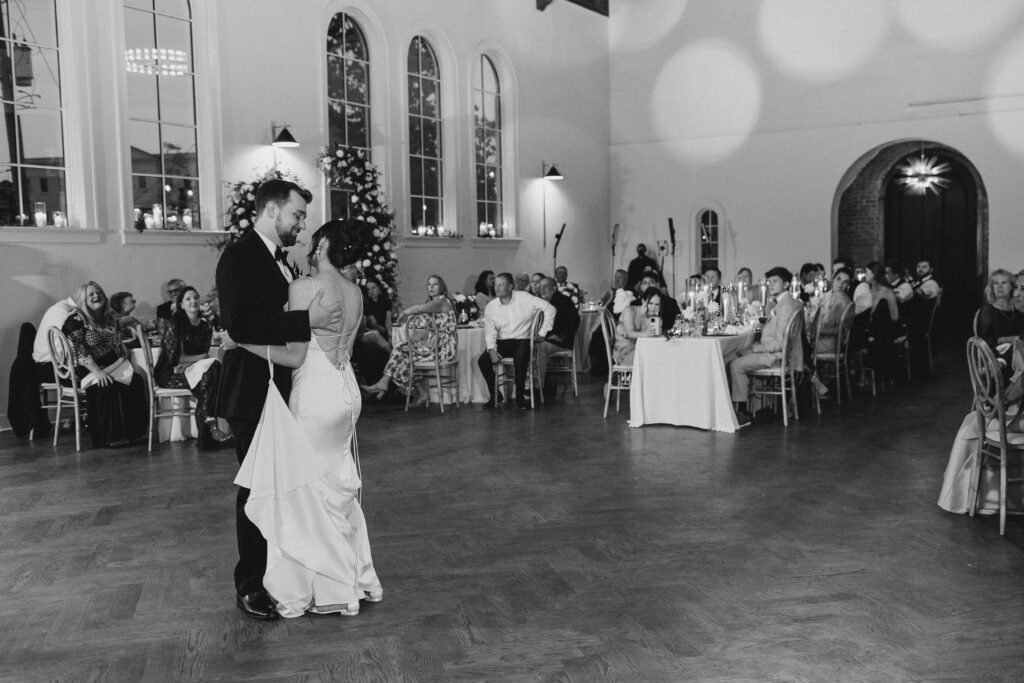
[
  {"left": 697, "top": 207, "right": 720, "bottom": 273},
  {"left": 472, "top": 53, "right": 503, "bottom": 237},
  {"left": 325, "top": 10, "right": 371, "bottom": 220},
  {"left": 406, "top": 34, "right": 444, "bottom": 235}
]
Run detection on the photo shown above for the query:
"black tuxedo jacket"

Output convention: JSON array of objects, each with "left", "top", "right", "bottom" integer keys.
[{"left": 214, "top": 231, "right": 310, "bottom": 420}]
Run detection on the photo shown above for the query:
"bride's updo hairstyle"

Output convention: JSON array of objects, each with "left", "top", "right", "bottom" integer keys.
[{"left": 308, "top": 218, "right": 377, "bottom": 269}]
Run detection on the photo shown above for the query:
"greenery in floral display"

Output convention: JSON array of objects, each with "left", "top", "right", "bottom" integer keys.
[{"left": 316, "top": 143, "right": 400, "bottom": 306}]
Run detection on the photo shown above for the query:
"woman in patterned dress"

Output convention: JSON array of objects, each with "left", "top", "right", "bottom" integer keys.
[{"left": 361, "top": 274, "right": 457, "bottom": 403}]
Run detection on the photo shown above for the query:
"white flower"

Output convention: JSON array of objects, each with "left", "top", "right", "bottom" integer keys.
[
  {"left": 454, "top": 293, "right": 467, "bottom": 302},
  {"left": 367, "top": 216, "right": 377, "bottom": 224},
  {"left": 372, "top": 245, "right": 380, "bottom": 252},
  {"left": 239, "top": 218, "right": 249, "bottom": 228},
  {"left": 706, "top": 301, "right": 720, "bottom": 315},
  {"left": 336, "top": 149, "right": 344, "bottom": 157},
  {"left": 362, "top": 259, "right": 371, "bottom": 267},
  {"left": 682, "top": 308, "right": 695, "bottom": 321},
  {"left": 612, "top": 288, "right": 635, "bottom": 315},
  {"left": 235, "top": 207, "right": 246, "bottom": 215}
]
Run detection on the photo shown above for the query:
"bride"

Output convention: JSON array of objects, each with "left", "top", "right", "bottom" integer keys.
[{"left": 232, "top": 218, "right": 383, "bottom": 617}]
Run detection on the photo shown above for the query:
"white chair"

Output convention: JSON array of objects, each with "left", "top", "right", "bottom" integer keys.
[
  {"left": 966, "top": 336, "right": 1024, "bottom": 536},
  {"left": 404, "top": 313, "right": 460, "bottom": 413},
  {"left": 493, "top": 310, "right": 544, "bottom": 409},
  {"left": 47, "top": 327, "right": 88, "bottom": 451},
  {"left": 748, "top": 311, "right": 804, "bottom": 426},
  {"left": 598, "top": 310, "right": 632, "bottom": 418},
  {"left": 543, "top": 335, "right": 579, "bottom": 398},
  {"left": 810, "top": 300, "right": 855, "bottom": 414},
  {"left": 135, "top": 324, "right": 197, "bottom": 452}
]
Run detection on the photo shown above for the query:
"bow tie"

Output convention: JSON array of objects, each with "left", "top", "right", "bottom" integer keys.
[{"left": 274, "top": 247, "right": 288, "bottom": 264}]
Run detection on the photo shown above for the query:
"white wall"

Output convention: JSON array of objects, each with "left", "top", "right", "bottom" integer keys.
[
  {"left": 0, "top": 0, "right": 611, "bottom": 428},
  {"left": 609, "top": 0, "right": 1024, "bottom": 287}
]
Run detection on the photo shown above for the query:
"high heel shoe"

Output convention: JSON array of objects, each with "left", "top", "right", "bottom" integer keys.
[{"left": 364, "top": 589, "right": 383, "bottom": 603}]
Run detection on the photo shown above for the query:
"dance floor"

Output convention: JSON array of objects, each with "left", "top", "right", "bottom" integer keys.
[{"left": 1, "top": 351, "right": 1023, "bottom": 681}]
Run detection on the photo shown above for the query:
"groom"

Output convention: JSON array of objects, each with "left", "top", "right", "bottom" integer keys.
[{"left": 215, "top": 179, "right": 342, "bottom": 620}]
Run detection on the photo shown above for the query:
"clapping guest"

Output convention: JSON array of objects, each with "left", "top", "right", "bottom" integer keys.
[
  {"left": 153, "top": 286, "right": 229, "bottom": 450},
  {"left": 61, "top": 281, "right": 148, "bottom": 448},
  {"left": 613, "top": 287, "right": 662, "bottom": 367},
  {"left": 474, "top": 270, "right": 496, "bottom": 311},
  {"left": 361, "top": 275, "right": 457, "bottom": 404},
  {"left": 977, "top": 269, "right": 1024, "bottom": 375}
]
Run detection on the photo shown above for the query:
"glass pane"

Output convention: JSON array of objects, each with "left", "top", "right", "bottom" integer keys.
[
  {"left": 477, "top": 204, "right": 488, "bottom": 227},
  {"left": 418, "top": 39, "right": 437, "bottom": 78},
  {"left": 482, "top": 55, "right": 497, "bottom": 92},
  {"left": 18, "top": 106, "right": 63, "bottom": 165},
  {"left": 423, "top": 159, "right": 439, "bottom": 196},
  {"left": 409, "top": 198, "right": 421, "bottom": 228},
  {"left": 485, "top": 167, "right": 498, "bottom": 202},
  {"left": 156, "top": 15, "right": 192, "bottom": 73},
  {"left": 0, "top": 102, "right": 14, "bottom": 164},
  {"left": 345, "top": 60, "right": 367, "bottom": 105},
  {"left": 327, "top": 100, "right": 346, "bottom": 145},
  {"left": 701, "top": 243, "right": 714, "bottom": 260},
  {"left": 128, "top": 119, "right": 160, "bottom": 173},
  {"left": 482, "top": 91, "right": 497, "bottom": 128},
  {"left": 409, "top": 157, "right": 423, "bottom": 196},
  {"left": 21, "top": 166, "right": 65, "bottom": 219},
  {"left": 330, "top": 188, "right": 348, "bottom": 220},
  {"left": 326, "top": 54, "right": 345, "bottom": 99},
  {"left": 475, "top": 165, "right": 486, "bottom": 200},
  {"left": 161, "top": 123, "right": 197, "bottom": 177},
  {"left": 424, "top": 198, "right": 440, "bottom": 227},
  {"left": 154, "top": 0, "right": 190, "bottom": 20},
  {"left": 482, "top": 131, "right": 498, "bottom": 165},
  {"left": 124, "top": 8, "right": 156, "bottom": 53},
  {"left": 13, "top": 46, "right": 62, "bottom": 109},
  {"left": 420, "top": 77, "right": 438, "bottom": 119},
  {"left": 0, "top": 165, "right": 24, "bottom": 224},
  {"left": 422, "top": 119, "right": 440, "bottom": 158},
  {"left": 408, "top": 117, "right": 422, "bottom": 156},
  {"left": 474, "top": 126, "right": 485, "bottom": 164},
  {"left": 124, "top": 0, "right": 155, "bottom": 11},
  {"left": 407, "top": 77, "right": 421, "bottom": 116},
  {"left": 125, "top": 70, "right": 158, "bottom": 120},
  {"left": 346, "top": 104, "right": 367, "bottom": 149},
  {"left": 132, "top": 175, "right": 162, "bottom": 224},
  {"left": 158, "top": 73, "right": 195, "bottom": 125},
  {"left": 326, "top": 13, "right": 344, "bottom": 53},
  {"left": 407, "top": 39, "right": 419, "bottom": 74},
  {"left": 163, "top": 177, "right": 199, "bottom": 228},
  {"left": 9, "top": 0, "right": 58, "bottom": 48}
]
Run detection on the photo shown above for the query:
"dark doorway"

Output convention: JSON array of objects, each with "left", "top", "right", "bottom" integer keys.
[{"left": 883, "top": 150, "right": 980, "bottom": 343}]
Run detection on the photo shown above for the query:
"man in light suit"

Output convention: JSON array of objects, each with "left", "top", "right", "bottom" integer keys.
[
  {"left": 214, "top": 179, "right": 342, "bottom": 620},
  {"left": 729, "top": 266, "right": 803, "bottom": 427}
]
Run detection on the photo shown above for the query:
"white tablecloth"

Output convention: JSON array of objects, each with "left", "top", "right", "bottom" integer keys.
[
  {"left": 629, "top": 332, "right": 755, "bottom": 432},
  {"left": 391, "top": 326, "right": 490, "bottom": 404},
  {"left": 575, "top": 310, "right": 603, "bottom": 373}
]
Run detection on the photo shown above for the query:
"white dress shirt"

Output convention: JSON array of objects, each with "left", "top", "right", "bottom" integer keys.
[
  {"left": 255, "top": 229, "right": 294, "bottom": 283},
  {"left": 33, "top": 297, "right": 77, "bottom": 363},
  {"left": 483, "top": 291, "right": 556, "bottom": 350}
]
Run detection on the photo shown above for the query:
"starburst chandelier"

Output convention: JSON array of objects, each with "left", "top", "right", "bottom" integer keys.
[{"left": 896, "top": 151, "right": 951, "bottom": 196}]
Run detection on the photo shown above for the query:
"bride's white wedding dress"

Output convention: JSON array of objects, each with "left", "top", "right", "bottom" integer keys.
[{"left": 234, "top": 332, "right": 382, "bottom": 617}]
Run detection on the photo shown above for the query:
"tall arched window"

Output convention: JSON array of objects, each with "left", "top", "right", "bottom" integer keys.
[
  {"left": 407, "top": 36, "right": 442, "bottom": 233},
  {"left": 123, "top": 0, "right": 200, "bottom": 230},
  {"left": 326, "top": 12, "right": 370, "bottom": 219},
  {"left": 473, "top": 55, "right": 502, "bottom": 235},
  {"left": 0, "top": 0, "right": 65, "bottom": 226},
  {"left": 699, "top": 209, "right": 719, "bottom": 272}
]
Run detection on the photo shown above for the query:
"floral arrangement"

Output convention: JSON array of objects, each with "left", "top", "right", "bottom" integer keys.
[
  {"left": 612, "top": 288, "right": 635, "bottom": 315},
  {"left": 223, "top": 167, "right": 305, "bottom": 240},
  {"left": 451, "top": 293, "right": 480, "bottom": 324},
  {"left": 316, "top": 143, "right": 400, "bottom": 306},
  {"left": 557, "top": 281, "right": 582, "bottom": 307}
]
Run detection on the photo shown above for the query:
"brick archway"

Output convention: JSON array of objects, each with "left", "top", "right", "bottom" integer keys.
[{"left": 832, "top": 140, "right": 988, "bottom": 281}]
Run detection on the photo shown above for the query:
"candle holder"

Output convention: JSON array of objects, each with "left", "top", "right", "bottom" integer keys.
[
  {"left": 182, "top": 208, "right": 193, "bottom": 230},
  {"left": 34, "top": 202, "right": 46, "bottom": 227},
  {"left": 51, "top": 211, "right": 64, "bottom": 228},
  {"left": 152, "top": 203, "right": 163, "bottom": 229}
]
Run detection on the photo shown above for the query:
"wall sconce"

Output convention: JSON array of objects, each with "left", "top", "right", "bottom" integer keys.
[
  {"left": 271, "top": 122, "right": 299, "bottom": 148},
  {"left": 542, "top": 161, "right": 564, "bottom": 247}
]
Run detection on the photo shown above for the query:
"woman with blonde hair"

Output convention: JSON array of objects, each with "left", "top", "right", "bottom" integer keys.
[{"left": 977, "top": 268, "right": 1024, "bottom": 373}]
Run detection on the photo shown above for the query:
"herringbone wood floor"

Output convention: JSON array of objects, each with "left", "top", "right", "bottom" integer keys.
[{"left": 2, "top": 353, "right": 1023, "bottom": 682}]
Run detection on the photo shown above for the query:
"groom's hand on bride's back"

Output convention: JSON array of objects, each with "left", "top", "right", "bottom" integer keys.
[{"left": 308, "top": 289, "right": 344, "bottom": 329}]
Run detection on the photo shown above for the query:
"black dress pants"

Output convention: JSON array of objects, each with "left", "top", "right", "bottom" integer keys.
[
  {"left": 477, "top": 339, "right": 531, "bottom": 401},
  {"left": 228, "top": 417, "right": 265, "bottom": 597}
]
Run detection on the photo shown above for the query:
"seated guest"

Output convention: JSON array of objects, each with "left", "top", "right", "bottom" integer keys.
[
  {"left": 736, "top": 267, "right": 758, "bottom": 305},
  {"left": 110, "top": 291, "right": 142, "bottom": 344},
  {"left": 156, "top": 278, "right": 186, "bottom": 323},
  {"left": 851, "top": 262, "right": 900, "bottom": 384},
  {"left": 812, "top": 268, "right": 854, "bottom": 355},
  {"left": 361, "top": 279, "right": 393, "bottom": 354},
  {"left": 478, "top": 273, "right": 555, "bottom": 410},
  {"left": 153, "top": 286, "right": 229, "bottom": 450},
  {"left": 554, "top": 265, "right": 582, "bottom": 304},
  {"left": 362, "top": 275, "right": 457, "bottom": 404},
  {"left": 7, "top": 322, "right": 51, "bottom": 439},
  {"left": 33, "top": 293, "right": 77, "bottom": 383},
  {"left": 535, "top": 277, "right": 581, "bottom": 396},
  {"left": 832, "top": 255, "right": 853, "bottom": 277},
  {"left": 797, "top": 263, "right": 817, "bottom": 302},
  {"left": 474, "top": 270, "right": 496, "bottom": 311},
  {"left": 884, "top": 263, "right": 914, "bottom": 304},
  {"left": 903, "top": 259, "right": 941, "bottom": 373},
  {"left": 814, "top": 263, "right": 826, "bottom": 281},
  {"left": 910, "top": 260, "right": 941, "bottom": 300},
  {"left": 729, "top": 267, "right": 803, "bottom": 427},
  {"left": 704, "top": 266, "right": 723, "bottom": 304},
  {"left": 62, "top": 281, "right": 148, "bottom": 448},
  {"left": 977, "top": 268, "right": 1024, "bottom": 376},
  {"left": 515, "top": 272, "right": 531, "bottom": 292},
  {"left": 613, "top": 287, "right": 662, "bottom": 367},
  {"left": 600, "top": 269, "right": 629, "bottom": 308},
  {"left": 1016, "top": 270, "right": 1024, "bottom": 312},
  {"left": 530, "top": 272, "right": 545, "bottom": 296}
]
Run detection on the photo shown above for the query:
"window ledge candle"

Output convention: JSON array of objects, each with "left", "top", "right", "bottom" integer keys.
[{"left": 33, "top": 202, "right": 46, "bottom": 227}]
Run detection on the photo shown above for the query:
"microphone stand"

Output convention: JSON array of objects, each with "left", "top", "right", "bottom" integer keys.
[
  {"left": 611, "top": 223, "right": 619, "bottom": 283},
  {"left": 553, "top": 223, "right": 566, "bottom": 274},
  {"left": 668, "top": 217, "right": 677, "bottom": 296}
]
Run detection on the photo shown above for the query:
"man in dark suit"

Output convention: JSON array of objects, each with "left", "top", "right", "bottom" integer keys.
[
  {"left": 535, "top": 276, "right": 581, "bottom": 397},
  {"left": 214, "top": 179, "right": 342, "bottom": 620},
  {"left": 155, "top": 279, "right": 186, "bottom": 321}
]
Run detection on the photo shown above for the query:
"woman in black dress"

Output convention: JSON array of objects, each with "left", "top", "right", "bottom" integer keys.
[
  {"left": 61, "top": 281, "right": 148, "bottom": 448},
  {"left": 153, "top": 286, "right": 228, "bottom": 450},
  {"left": 977, "top": 269, "right": 1024, "bottom": 379}
]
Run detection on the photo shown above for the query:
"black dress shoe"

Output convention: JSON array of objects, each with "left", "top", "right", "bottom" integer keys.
[
  {"left": 237, "top": 591, "right": 279, "bottom": 620},
  {"left": 517, "top": 399, "right": 531, "bottom": 410}
]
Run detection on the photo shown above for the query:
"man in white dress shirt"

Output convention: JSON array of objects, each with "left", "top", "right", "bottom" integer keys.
[{"left": 478, "top": 272, "right": 556, "bottom": 409}]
